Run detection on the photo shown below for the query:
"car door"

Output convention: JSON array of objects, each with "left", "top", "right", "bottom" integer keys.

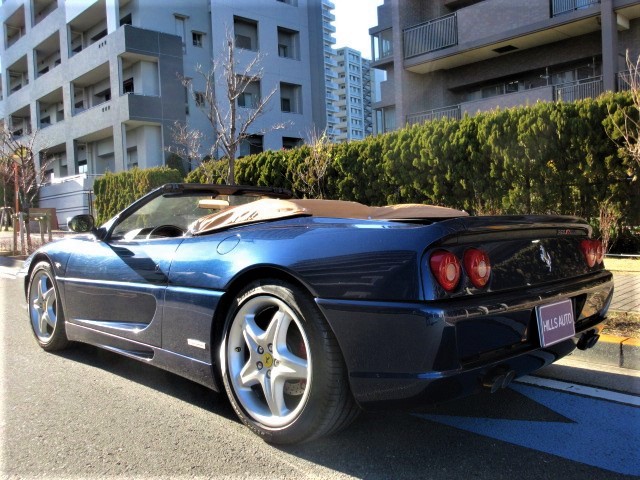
[
  {"left": 63, "top": 235, "right": 183, "bottom": 347},
  {"left": 61, "top": 189, "right": 205, "bottom": 347}
]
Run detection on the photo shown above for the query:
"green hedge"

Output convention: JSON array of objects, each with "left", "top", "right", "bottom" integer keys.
[
  {"left": 188, "top": 92, "right": 639, "bottom": 226},
  {"left": 94, "top": 167, "right": 183, "bottom": 224}
]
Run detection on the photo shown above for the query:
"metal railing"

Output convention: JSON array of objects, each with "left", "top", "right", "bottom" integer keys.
[
  {"left": 617, "top": 71, "right": 636, "bottom": 92},
  {"left": 554, "top": 77, "right": 603, "bottom": 102},
  {"left": 404, "top": 13, "right": 457, "bottom": 59},
  {"left": 406, "top": 105, "right": 461, "bottom": 125},
  {"left": 551, "top": 0, "right": 600, "bottom": 16}
]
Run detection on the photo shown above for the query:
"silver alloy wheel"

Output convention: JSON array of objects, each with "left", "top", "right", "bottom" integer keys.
[
  {"left": 226, "top": 295, "right": 312, "bottom": 428},
  {"left": 29, "top": 269, "right": 58, "bottom": 342}
]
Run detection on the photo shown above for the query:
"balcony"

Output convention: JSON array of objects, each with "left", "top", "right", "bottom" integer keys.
[
  {"left": 32, "top": 0, "right": 57, "bottom": 26},
  {"left": 403, "top": 13, "right": 457, "bottom": 59},
  {"left": 372, "top": 28, "right": 393, "bottom": 64},
  {"left": 552, "top": 0, "right": 600, "bottom": 17},
  {"left": 4, "top": 5, "right": 26, "bottom": 49},
  {"left": 35, "top": 32, "right": 62, "bottom": 79},
  {"left": 406, "top": 75, "right": 607, "bottom": 125},
  {"left": 618, "top": 71, "right": 634, "bottom": 92},
  {"left": 554, "top": 76, "right": 603, "bottom": 102},
  {"left": 406, "top": 106, "right": 461, "bottom": 125},
  {"left": 461, "top": 85, "right": 555, "bottom": 115},
  {"left": 404, "top": 0, "right": 607, "bottom": 73},
  {"left": 7, "top": 55, "right": 29, "bottom": 96}
]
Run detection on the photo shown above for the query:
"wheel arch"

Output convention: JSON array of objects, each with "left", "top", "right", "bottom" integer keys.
[
  {"left": 210, "top": 265, "right": 324, "bottom": 382},
  {"left": 23, "top": 253, "right": 55, "bottom": 297}
]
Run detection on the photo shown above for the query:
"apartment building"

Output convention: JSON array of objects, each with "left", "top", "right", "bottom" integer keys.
[
  {"left": 370, "top": 0, "right": 640, "bottom": 133},
  {"left": 1, "top": 0, "right": 334, "bottom": 223},
  {"left": 307, "top": 0, "right": 340, "bottom": 139},
  {"left": 334, "top": 47, "right": 373, "bottom": 141}
]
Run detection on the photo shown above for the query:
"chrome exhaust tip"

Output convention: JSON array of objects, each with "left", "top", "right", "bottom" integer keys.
[
  {"left": 483, "top": 369, "right": 516, "bottom": 393},
  {"left": 577, "top": 330, "right": 600, "bottom": 351}
]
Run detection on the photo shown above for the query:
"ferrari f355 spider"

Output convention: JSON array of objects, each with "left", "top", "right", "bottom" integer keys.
[{"left": 22, "top": 183, "right": 613, "bottom": 443}]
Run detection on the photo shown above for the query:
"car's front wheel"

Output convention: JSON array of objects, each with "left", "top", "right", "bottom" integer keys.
[
  {"left": 28, "top": 261, "right": 69, "bottom": 351},
  {"left": 220, "top": 280, "right": 359, "bottom": 444}
]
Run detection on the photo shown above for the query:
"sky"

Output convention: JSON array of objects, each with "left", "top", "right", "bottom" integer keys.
[{"left": 332, "top": 0, "right": 384, "bottom": 59}]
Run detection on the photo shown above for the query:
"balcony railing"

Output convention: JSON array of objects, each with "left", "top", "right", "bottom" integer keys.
[
  {"left": 404, "top": 13, "right": 457, "bottom": 59},
  {"left": 551, "top": 0, "right": 600, "bottom": 17},
  {"left": 617, "top": 71, "right": 637, "bottom": 92},
  {"left": 406, "top": 105, "right": 461, "bottom": 125},
  {"left": 554, "top": 77, "right": 603, "bottom": 102}
]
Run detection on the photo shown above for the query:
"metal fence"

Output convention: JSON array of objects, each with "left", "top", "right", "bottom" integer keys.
[
  {"left": 617, "top": 71, "right": 634, "bottom": 92},
  {"left": 403, "top": 13, "right": 457, "bottom": 59},
  {"left": 554, "top": 77, "right": 603, "bottom": 102},
  {"left": 551, "top": 0, "right": 600, "bottom": 16},
  {"left": 406, "top": 106, "right": 461, "bottom": 125}
]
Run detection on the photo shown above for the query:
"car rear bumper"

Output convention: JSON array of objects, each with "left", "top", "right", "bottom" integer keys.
[{"left": 317, "top": 271, "right": 613, "bottom": 409}]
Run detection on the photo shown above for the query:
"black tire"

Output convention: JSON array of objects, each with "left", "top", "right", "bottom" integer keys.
[
  {"left": 220, "top": 279, "right": 359, "bottom": 444},
  {"left": 27, "top": 261, "right": 69, "bottom": 351}
]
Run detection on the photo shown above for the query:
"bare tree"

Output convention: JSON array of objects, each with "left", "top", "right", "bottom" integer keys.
[
  {"left": 295, "top": 128, "right": 333, "bottom": 199},
  {"left": 611, "top": 51, "right": 640, "bottom": 169},
  {"left": 168, "top": 30, "right": 285, "bottom": 184},
  {"left": 168, "top": 121, "right": 204, "bottom": 172},
  {"left": 0, "top": 126, "right": 54, "bottom": 252},
  {"left": 0, "top": 150, "right": 13, "bottom": 229}
]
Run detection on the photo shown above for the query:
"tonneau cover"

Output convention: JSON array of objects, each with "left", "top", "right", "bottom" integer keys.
[{"left": 190, "top": 198, "right": 467, "bottom": 234}]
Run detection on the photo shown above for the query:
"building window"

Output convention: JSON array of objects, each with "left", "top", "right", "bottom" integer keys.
[
  {"left": 120, "top": 13, "right": 132, "bottom": 26},
  {"left": 184, "top": 83, "right": 190, "bottom": 114},
  {"left": 372, "top": 28, "right": 393, "bottom": 62},
  {"left": 280, "top": 82, "right": 302, "bottom": 113},
  {"left": 282, "top": 137, "right": 303, "bottom": 149},
  {"left": 192, "top": 31, "right": 203, "bottom": 47},
  {"left": 174, "top": 14, "right": 187, "bottom": 53},
  {"left": 277, "top": 27, "right": 299, "bottom": 59},
  {"left": 78, "top": 160, "right": 88, "bottom": 174},
  {"left": 238, "top": 80, "right": 261, "bottom": 108},
  {"left": 375, "top": 106, "right": 395, "bottom": 134},
  {"left": 234, "top": 16, "right": 258, "bottom": 51},
  {"left": 239, "top": 135, "right": 263, "bottom": 157},
  {"left": 195, "top": 91, "right": 205, "bottom": 107},
  {"left": 123, "top": 78, "right": 134, "bottom": 94}
]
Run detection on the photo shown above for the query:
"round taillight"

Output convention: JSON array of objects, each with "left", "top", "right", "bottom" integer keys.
[
  {"left": 580, "top": 239, "right": 599, "bottom": 268},
  {"left": 430, "top": 250, "right": 461, "bottom": 292},
  {"left": 464, "top": 248, "right": 491, "bottom": 289}
]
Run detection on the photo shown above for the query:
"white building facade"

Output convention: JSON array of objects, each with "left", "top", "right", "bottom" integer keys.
[{"left": 334, "top": 47, "right": 373, "bottom": 142}]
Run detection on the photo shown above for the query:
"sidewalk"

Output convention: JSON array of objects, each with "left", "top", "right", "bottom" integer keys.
[{"left": 568, "top": 270, "right": 640, "bottom": 370}]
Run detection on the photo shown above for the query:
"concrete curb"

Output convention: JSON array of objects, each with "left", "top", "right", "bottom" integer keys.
[{"left": 569, "top": 334, "right": 640, "bottom": 370}]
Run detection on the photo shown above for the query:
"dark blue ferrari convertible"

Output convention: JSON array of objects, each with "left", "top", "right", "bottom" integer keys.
[{"left": 22, "top": 183, "right": 613, "bottom": 443}]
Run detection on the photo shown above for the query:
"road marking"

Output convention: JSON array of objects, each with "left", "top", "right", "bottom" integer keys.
[
  {"left": 417, "top": 383, "right": 640, "bottom": 476},
  {"left": 516, "top": 375, "right": 640, "bottom": 407}
]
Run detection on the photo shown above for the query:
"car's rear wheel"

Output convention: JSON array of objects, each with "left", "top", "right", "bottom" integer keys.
[
  {"left": 28, "top": 261, "right": 69, "bottom": 351},
  {"left": 221, "top": 280, "right": 359, "bottom": 444}
]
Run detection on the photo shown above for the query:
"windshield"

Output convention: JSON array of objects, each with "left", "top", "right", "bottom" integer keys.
[{"left": 110, "top": 192, "right": 263, "bottom": 241}]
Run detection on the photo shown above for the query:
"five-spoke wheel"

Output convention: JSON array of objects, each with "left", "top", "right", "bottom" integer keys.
[
  {"left": 28, "top": 262, "right": 69, "bottom": 351},
  {"left": 221, "top": 280, "right": 359, "bottom": 444},
  {"left": 226, "top": 294, "right": 312, "bottom": 428}
]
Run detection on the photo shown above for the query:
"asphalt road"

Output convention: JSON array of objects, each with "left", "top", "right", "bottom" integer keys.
[{"left": 2, "top": 276, "right": 639, "bottom": 479}]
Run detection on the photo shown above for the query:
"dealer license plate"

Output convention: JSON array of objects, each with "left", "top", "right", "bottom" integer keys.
[{"left": 536, "top": 299, "right": 575, "bottom": 348}]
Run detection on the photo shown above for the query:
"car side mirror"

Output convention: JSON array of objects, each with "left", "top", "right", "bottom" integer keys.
[{"left": 67, "top": 214, "right": 96, "bottom": 233}]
